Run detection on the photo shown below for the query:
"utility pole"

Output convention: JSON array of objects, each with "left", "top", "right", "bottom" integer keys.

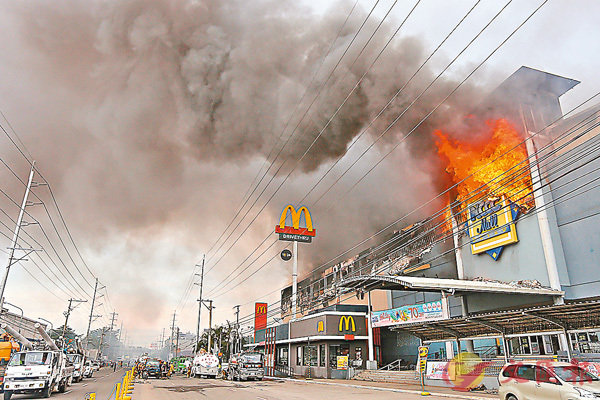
[
  {"left": 109, "top": 311, "right": 118, "bottom": 331},
  {"left": 170, "top": 311, "right": 176, "bottom": 359},
  {"left": 202, "top": 300, "right": 214, "bottom": 352},
  {"left": 98, "top": 327, "right": 106, "bottom": 359},
  {"left": 175, "top": 327, "right": 180, "bottom": 358},
  {"left": 195, "top": 255, "right": 205, "bottom": 353},
  {"left": 233, "top": 305, "right": 240, "bottom": 354},
  {"left": 86, "top": 278, "right": 99, "bottom": 349},
  {"left": 0, "top": 163, "right": 38, "bottom": 311},
  {"left": 62, "top": 298, "right": 87, "bottom": 348}
]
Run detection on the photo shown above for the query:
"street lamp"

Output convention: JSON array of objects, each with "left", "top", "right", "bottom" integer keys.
[
  {"left": 3, "top": 302, "right": 24, "bottom": 334},
  {"left": 38, "top": 317, "right": 53, "bottom": 332}
]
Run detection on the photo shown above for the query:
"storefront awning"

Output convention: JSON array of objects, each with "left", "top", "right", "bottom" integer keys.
[
  {"left": 338, "top": 275, "right": 564, "bottom": 296},
  {"left": 388, "top": 300, "right": 600, "bottom": 342}
]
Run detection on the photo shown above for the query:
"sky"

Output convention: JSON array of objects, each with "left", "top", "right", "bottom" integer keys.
[{"left": 0, "top": 0, "right": 598, "bottom": 347}]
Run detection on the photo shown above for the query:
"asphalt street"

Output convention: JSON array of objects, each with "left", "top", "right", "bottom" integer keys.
[
  {"left": 134, "top": 375, "right": 493, "bottom": 400},
  {"left": 8, "top": 367, "right": 125, "bottom": 400}
]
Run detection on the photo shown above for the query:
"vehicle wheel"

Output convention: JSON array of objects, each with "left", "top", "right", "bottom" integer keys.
[
  {"left": 3, "top": 390, "right": 12, "bottom": 400},
  {"left": 506, "top": 396, "right": 518, "bottom": 400},
  {"left": 58, "top": 381, "right": 66, "bottom": 393},
  {"left": 42, "top": 386, "right": 51, "bottom": 398},
  {"left": 142, "top": 371, "right": 149, "bottom": 379}
]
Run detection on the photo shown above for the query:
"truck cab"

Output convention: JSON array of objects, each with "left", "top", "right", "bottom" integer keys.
[
  {"left": 3, "top": 350, "right": 74, "bottom": 399},
  {"left": 66, "top": 353, "right": 85, "bottom": 382}
]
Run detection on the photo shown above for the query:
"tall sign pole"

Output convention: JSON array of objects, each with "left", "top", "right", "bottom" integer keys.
[
  {"left": 292, "top": 240, "right": 298, "bottom": 320},
  {"left": 0, "top": 162, "right": 36, "bottom": 311},
  {"left": 274, "top": 205, "right": 316, "bottom": 321}
]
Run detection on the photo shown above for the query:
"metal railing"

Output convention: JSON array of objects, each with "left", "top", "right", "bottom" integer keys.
[
  {"left": 378, "top": 359, "right": 402, "bottom": 371},
  {"left": 274, "top": 363, "right": 294, "bottom": 377}
]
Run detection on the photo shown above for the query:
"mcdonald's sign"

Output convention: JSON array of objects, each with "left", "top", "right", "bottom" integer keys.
[
  {"left": 254, "top": 302, "right": 268, "bottom": 331},
  {"left": 338, "top": 316, "right": 356, "bottom": 332},
  {"left": 275, "top": 205, "right": 316, "bottom": 243}
]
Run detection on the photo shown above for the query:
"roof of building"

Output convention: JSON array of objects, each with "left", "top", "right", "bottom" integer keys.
[{"left": 338, "top": 275, "right": 564, "bottom": 297}]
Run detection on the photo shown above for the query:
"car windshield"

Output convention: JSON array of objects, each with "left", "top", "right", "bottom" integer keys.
[
  {"left": 554, "top": 366, "right": 599, "bottom": 382},
  {"left": 67, "top": 354, "right": 81, "bottom": 363},
  {"left": 241, "top": 354, "right": 262, "bottom": 363},
  {"left": 147, "top": 361, "right": 160, "bottom": 367},
  {"left": 9, "top": 352, "right": 53, "bottom": 366}
]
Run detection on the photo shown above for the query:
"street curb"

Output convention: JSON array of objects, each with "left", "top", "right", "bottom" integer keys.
[{"left": 268, "top": 377, "right": 493, "bottom": 400}]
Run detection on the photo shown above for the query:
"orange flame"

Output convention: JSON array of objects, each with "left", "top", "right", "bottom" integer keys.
[{"left": 434, "top": 118, "right": 533, "bottom": 220}]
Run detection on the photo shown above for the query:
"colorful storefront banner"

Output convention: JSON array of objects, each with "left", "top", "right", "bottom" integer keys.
[
  {"left": 371, "top": 300, "right": 448, "bottom": 328},
  {"left": 426, "top": 361, "right": 450, "bottom": 380}
]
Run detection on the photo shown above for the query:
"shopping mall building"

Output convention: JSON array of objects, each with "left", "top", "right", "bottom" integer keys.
[{"left": 249, "top": 67, "right": 600, "bottom": 386}]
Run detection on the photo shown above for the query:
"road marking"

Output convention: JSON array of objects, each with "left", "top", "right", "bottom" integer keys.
[
  {"left": 64, "top": 390, "right": 72, "bottom": 394},
  {"left": 82, "top": 383, "right": 88, "bottom": 387}
]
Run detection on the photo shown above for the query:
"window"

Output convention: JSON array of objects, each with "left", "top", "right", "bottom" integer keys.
[
  {"left": 554, "top": 366, "right": 599, "bottom": 383},
  {"left": 319, "top": 344, "right": 325, "bottom": 367},
  {"left": 535, "top": 366, "right": 557, "bottom": 384},
  {"left": 296, "top": 346, "right": 302, "bottom": 366},
  {"left": 303, "top": 345, "right": 317, "bottom": 367},
  {"left": 329, "top": 344, "right": 350, "bottom": 370},
  {"left": 502, "top": 365, "right": 517, "bottom": 378},
  {"left": 278, "top": 348, "right": 288, "bottom": 366},
  {"left": 515, "top": 365, "right": 535, "bottom": 381}
]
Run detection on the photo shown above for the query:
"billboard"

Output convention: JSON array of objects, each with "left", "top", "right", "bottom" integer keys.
[
  {"left": 371, "top": 300, "right": 448, "bottom": 328},
  {"left": 254, "top": 302, "right": 268, "bottom": 331}
]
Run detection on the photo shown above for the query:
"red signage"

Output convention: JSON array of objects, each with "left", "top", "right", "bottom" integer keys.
[
  {"left": 254, "top": 302, "right": 268, "bottom": 331},
  {"left": 344, "top": 334, "right": 355, "bottom": 341}
]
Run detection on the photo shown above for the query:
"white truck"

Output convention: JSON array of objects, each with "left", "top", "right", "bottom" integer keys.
[
  {"left": 192, "top": 353, "right": 219, "bottom": 378},
  {"left": 66, "top": 352, "right": 85, "bottom": 382},
  {"left": 2, "top": 323, "right": 74, "bottom": 399}
]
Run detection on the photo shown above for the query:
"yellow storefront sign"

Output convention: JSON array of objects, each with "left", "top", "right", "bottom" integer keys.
[
  {"left": 467, "top": 196, "right": 520, "bottom": 260},
  {"left": 337, "top": 355, "right": 348, "bottom": 370}
]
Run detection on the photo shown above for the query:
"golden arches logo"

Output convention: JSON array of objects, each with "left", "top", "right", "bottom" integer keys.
[
  {"left": 338, "top": 316, "right": 356, "bottom": 332},
  {"left": 275, "top": 205, "right": 316, "bottom": 236},
  {"left": 256, "top": 305, "right": 267, "bottom": 315},
  {"left": 317, "top": 321, "right": 324, "bottom": 332}
]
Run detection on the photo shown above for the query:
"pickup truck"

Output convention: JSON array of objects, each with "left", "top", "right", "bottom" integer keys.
[{"left": 3, "top": 350, "right": 74, "bottom": 399}]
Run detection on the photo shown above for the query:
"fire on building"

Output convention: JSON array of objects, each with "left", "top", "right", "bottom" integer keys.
[{"left": 248, "top": 66, "right": 600, "bottom": 389}]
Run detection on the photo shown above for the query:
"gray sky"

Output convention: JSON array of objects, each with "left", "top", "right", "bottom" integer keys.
[{"left": 0, "top": 0, "right": 598, "bottom": 346}]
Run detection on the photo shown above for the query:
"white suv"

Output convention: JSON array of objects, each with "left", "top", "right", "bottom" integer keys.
[{"left": 498, "top": 361, "right": 600, "bottom": 399}]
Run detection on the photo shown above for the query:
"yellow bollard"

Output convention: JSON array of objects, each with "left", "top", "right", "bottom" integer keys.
[{"left": 116, "top": 383, "right": 122, "bottom": 400}]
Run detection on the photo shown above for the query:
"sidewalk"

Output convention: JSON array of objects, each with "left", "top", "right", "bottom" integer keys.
[{"left": 270, "top": 377, "right": 498, "bottom": 400}]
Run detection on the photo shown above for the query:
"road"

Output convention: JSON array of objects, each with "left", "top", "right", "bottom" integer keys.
[
  {"left": 9, "top": 367, "right": 125, "bottom": 400},
  {"left": 134, "top": 375, "right": 493, "bottom": 400}
]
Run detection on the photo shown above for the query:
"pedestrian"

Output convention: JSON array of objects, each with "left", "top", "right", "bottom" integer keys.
[{"left": 113, "top": 362, "right": 116, "bottom": 372}]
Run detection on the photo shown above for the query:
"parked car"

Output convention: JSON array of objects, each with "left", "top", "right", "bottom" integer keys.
[
  {"left": 498, "top": 361, "right": 600, "bottom": 399},
  {"left": 82, "top": 361, "right": 93, "bottom": 378},
  {"left": 91, "top": 362, "right": 100, "bottom": 372}
]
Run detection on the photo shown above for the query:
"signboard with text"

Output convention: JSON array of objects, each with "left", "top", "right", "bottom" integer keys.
[
  {"left": 275, "top": 205, "right": 316, "bottom": 243},
  {"left": 467, "top": 196, "right": 520, "bottom": 260},
  {"left": 337, "top": 355, "right": 349, "bottom": 370},
  {"left": 371, "top": 301, "right": 448, "bottom": 328}
]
